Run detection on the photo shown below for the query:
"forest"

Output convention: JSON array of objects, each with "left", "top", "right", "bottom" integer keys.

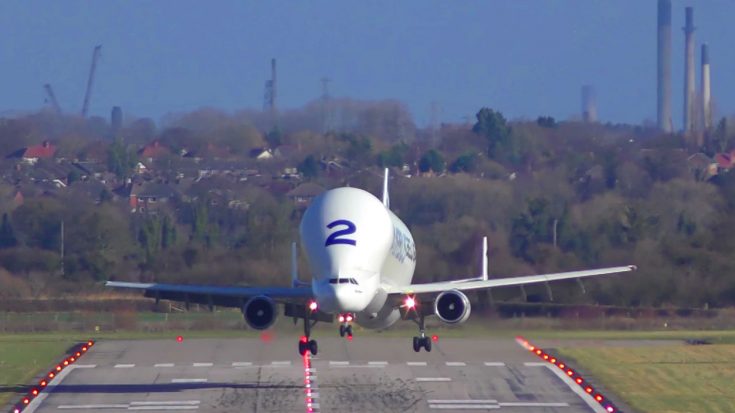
[{"left": 1, "top": 99, "right": 735, "bottom": 310}]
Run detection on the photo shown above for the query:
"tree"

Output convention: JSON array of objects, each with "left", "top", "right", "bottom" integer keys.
[
  {"left": 0, "top": 213, "right": 17, "bottom": 248},
  {"left": 376, "top": 143, "right": 408, "bottom": 168},
  {"left": 536, "top": 116, "right": 557, "bottom": 128},
  {"left": 298, "top": 155, "right": 320, "bottom": 179},
  {"left": 107, "top": 138, "right": 134, "bottom": 179},
  {"left": 418, "top": 150, "right": 445, "bottom": 174},
  {"left": 449, "top": 153, "right": 477, "bottom": 173},
  {"left": 472, "top": 108, "right": 511, "bottom": 158}
]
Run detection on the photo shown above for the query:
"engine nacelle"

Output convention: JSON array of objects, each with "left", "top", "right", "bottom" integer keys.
[
  {"left": 434, "top": 289, "right": 471, "bottom": 324},
  {"left": 242, "top": 296, "right": 277, "bottom": 330}
]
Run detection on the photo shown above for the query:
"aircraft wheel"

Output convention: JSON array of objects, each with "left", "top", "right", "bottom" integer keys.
[
  {"left": 412, "top": 336, "right": 421, "bottom": 352},
  {"left": 309, "top": 339, "right": 318, "bottom": 356},
  {"left": 298, "top": 341, "right": 307, "bottom": 356},
  {"left": 423, "top": 337, "right": 432, "bottom": 352},
  {"left": 339, "top": 325, "right": 346, "bottom": 337},
  {"left": 346, "top": 325, "right": 353, "bottom": 336}
]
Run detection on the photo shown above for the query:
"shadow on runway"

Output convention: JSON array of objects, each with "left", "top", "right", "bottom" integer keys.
[{"left": 42, "top": 382, "right": 300, "bottom": 394}]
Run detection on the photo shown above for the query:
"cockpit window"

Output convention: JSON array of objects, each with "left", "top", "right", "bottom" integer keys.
[{"left": 328, "top": 278, "right": 359, "bottom": 285}]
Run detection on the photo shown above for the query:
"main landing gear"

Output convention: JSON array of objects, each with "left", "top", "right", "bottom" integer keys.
[
  {"left": 338, "top": 313, "right": 353, "bottom": 339},
  {"left": 412, "top": 313, "right": 431, "bottom": 352},
  {"left": 298, "top": 302, "right": 318, "bottom": 356}
]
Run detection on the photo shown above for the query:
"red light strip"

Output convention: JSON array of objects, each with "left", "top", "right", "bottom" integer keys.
[
  {"left": 516, "top": 336, "right": 621, "bottom": 413},
  {"left": 303, "top": 351, "right": 319, "bottom": 412},
  {"left": 10, "top": 339, "right": 95, "bottom": 413}
]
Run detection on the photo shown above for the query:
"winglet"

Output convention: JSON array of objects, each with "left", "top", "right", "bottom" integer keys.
[
  {"left": 481, "top": 236, "right": 488, "bottom": 281},
  {"left": 382, "top": 167, "right": 390, "bottom": 208}
]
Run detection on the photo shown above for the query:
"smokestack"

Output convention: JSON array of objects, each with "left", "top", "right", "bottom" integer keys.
[
  {"left": 581, "top": 85, "right": 597, "bottom": 123},
  {"left": 111, "top": 106, "right": 122, "bottom": 139},
  {"left": 701, "top": 43, "right": 712, "bottom": 130},
  {"left": 683, "top": 7, "right": 696, "bottom": 133},
  {"left": 657, "top": 0, "right": 672, "bottom": 132},
  {"left": 271, "top": 58, "right": 277, "bottom": 113}
]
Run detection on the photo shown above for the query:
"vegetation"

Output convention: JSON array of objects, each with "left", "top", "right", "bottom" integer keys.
[
  {"left": 0, "top": 103, "right": 734, "bottom": 312},
  {"left": 557, "top": 345, "right": 735, "bottom": 413}
]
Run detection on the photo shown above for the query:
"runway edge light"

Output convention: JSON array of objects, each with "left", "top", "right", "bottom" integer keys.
[{"left": 516, "top": 336, "right": 624, "bottom": 413}]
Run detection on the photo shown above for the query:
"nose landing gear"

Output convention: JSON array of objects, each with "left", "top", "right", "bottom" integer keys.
[
  {"left": 338, "top": 313, "right": 354, "bottom": 339},
  {"left": 298, "top": 300, "right": 319, "bottom": 356}
]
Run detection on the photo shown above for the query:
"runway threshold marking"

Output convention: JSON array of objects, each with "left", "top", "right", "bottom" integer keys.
[
  {"left": 416, "top": 377, "right": 452, "bottom": 382},
  {"left": 171, "top": 378, "right": 208, "bottom": 383}
]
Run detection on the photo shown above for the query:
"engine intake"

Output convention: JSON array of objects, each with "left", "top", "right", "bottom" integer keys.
[
  {"left": 242, "top": 296, "right": 277, "bottom": 330},
  {"left": 434, "top": 289, "right": 471, "bottom": 324}
]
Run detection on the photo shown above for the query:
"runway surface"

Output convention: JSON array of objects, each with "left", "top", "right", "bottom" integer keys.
[{"left": 27, "top": 336, "right": 607, "bottom": 413}]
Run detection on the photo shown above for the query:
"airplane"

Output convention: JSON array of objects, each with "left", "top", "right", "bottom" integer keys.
[{"left": 107, "top": 169, "right": 636, "bottom": 356}]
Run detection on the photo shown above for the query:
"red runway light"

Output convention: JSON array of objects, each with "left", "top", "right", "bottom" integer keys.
[
  {"left": 606, "top": 406, "right": 615, "bottom": 412},
  {"left": 14, "top": 408, "right": 20, "bottom": 413},
  {"left": 39, "top": 380, "right": 47, "bottom": 387},
  {"left": 75, "top": 352, "right": 81, "bottom": 357},
  {"left": 55, "top": 365, "right": 62, "bottom": 372},
  {"left": 48, "top": 372, "right": 55, "bottom": 379},
  {"left": 595, "top": 394, "right": 604, "bottom": 402},
  {"left": 542, "top": 354, "right": 549, "bottom": 360},
  {"left": 529, "top": 345, "right": 535, "bottom": 351},
  {"left": 87, "top": 340, "right": 94, "bottom": 346},
  {"left": 63, "top": 360, "right": 69, "bottom": 366},
  {"left": 176, "top": 335, "right": 184, "bottom": 343},
  {"left": 31, "top": 388, "right": 39, "bottom": 396},
  {"left": 432, "top": 335, "right": 439, "bottom": 342},
  {"left": 585, "top": 386, "right": 594, "bottom": 394},
  {"left": 535, "top": 349, "right": 542, "bottom": 355},
  {"left": 549, "top": 357, "right": 556, "bottom": 363},
  {"left": 566, "top": 369, "right": 574, "bottom": 377},
  {"left": 575, "top": 377, "right": 583, "bottom": 384},
  {"left": 81, "top": 346, "right": 88, "bottom": 352},
  {"left": 22, "top": 398, "right": 30, "bottom": 405},
  {"left": 558, "top": 363, "right": 565, "bottom": 369}
]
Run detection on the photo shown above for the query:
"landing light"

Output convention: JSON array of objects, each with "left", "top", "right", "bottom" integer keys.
[
  {"left": 338, "top": 315, "right": 345, "bottom": 323},
  {"left": 346, "top": 314, "right": 353, "bottom": 322},
  {"left": 308, "top": 301, "right": 318, "bottom": 311},
  {"left": 404, "top": 296, "right": 416, "bottom": 309}
]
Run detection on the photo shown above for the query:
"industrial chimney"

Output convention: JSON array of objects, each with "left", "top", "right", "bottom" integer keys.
[
  {"left": 683, "top": 7, "right": 696, "bottom": 133},
  {"left": 111, "top": 106, "right": 123, "bottom": 139},
  {"left": 701, "top": 43, "right": 712, "bottom": 130},
  {"left": 657, "top": 0, "right": 672, "bottom": 132},
  {"left": 581, "top": 85, "right": 597, "bottom": 123}
]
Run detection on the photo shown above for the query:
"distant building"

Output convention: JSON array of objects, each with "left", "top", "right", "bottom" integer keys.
[
  {"left": 286, "top": 182, "right": 325, "bottom": 206},
  {"left": 7, "top": 141, "right": 57, "bottom": 165},
  {"left": 138, "top": 141, "right": 170, "bottom": 162}
]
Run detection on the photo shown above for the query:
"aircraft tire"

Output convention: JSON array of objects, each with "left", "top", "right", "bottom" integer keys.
[
  {"left": 412, "top": 336, "right": 421, "bottom": 352},
  {"left": 309, "top": 340, "right": 318, "bottom": 356},
  {"left": 298, "top": 341, "right": 307, "bottom": 356},
  {"left": 339, "top": 325, "right": 346, "bottom": 337},
  {"left": 423, "top": 337, "right": 432, "bottom": 352}
]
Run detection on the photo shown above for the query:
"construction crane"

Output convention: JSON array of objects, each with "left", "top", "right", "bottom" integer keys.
[
  {"left": 81, "top": 45, "right": 102, "bottom": 117},
  {"left": 43, "top": 84, "right": 62, "bottom": 114}
]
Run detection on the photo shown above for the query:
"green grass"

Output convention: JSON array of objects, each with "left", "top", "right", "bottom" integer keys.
[{"left": 557, "top": 344, "right": 735, "bottom": 413}]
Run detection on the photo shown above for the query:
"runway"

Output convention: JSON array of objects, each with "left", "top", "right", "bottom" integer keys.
[{"left": 27, "top": 336, "right": 606, "bottom": 412}]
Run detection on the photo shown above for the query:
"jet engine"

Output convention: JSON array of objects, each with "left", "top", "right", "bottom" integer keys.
[
  {"left": 242, "top": 296, "right": 277, "bottom": 330},
  {"left": 434, "top": 290, "right": 471, "bottom": 324}
]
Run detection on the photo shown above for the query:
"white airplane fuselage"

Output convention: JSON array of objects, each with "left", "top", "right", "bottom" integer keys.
[{"left": 299, "top": 187, "right": 415, "bottom": 329}]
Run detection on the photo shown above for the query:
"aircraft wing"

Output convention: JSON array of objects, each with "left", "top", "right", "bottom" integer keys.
[
  {"left": 385, "top": 265, "right": 636, "bottom": 296},
  {"left": 105, "top": 281, "right": 313, "bottom": 308}
]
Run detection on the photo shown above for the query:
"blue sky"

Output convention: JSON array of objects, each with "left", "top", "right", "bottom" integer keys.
[{"left": 1, "top": 1, "right": 733, "bottom": 128}]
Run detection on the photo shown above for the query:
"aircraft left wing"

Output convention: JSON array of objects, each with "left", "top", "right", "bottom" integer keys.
[
  {"left": 105, "top": 281, "right": 313, "bottom": 308},
  {"left": 384, "top": 265, "right": 636, "bottom": 296}
]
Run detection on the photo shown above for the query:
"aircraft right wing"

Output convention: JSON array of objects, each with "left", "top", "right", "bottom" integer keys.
[{"left": 384, "top": 265, "right": 637, "bottom": 296}]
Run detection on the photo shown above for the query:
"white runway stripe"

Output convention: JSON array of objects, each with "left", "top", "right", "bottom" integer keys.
[
  {"left": 271, "top": 361, "right": 291, "bottom": 366},
  {"left": 429, "top": 404, "right": 499, "bottom": 409},
  {"left": 498, "top": 402, "right": 569, "bottom": 407},
  {"left": 130, "top": 401, "right": 200, "bottom": 406},
  {"left": 484, "top": 362, "right": 505, "bottom": 366},
  {"left": 58, "top": 404, "right": 129, "bottom": 409},
  {"left": 329, "top": 361, "right": 349, "bottom": 366},
  {"left": 416, "top": 377, "right": 452, "bottom": 382},
  {"left": 129, "top": 407, "right": 199, "bottom": 411},
  {"left": 154, "top": 363, "right": 174, "bottom": 368},
  {"left": 232, "top": 362, "right": 252, "bottom": 367},
  {"left": 114, "top": 364, "right": 135, "bottom": 368},
  {"left": 406, "top": 361, "right": 427, "bottom": 366},
  {"left": 368, "top": 361, "right": 388, "bottom": 365},
  {"left": 445, "top": 361, "right": 466, "bottom": 366},
  {"left": 171, "top": 378, "right": 207, "bottom": 383},
  {"left": 74, "top": 364, "right": 97, "bottom": 369},
  {"left": 192, "top": 362, "right": 213, "bottom": 367},
  {"left": 428, "top": 400, "right": 498, "bottom": 404}
]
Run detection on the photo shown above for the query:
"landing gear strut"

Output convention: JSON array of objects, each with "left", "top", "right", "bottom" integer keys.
[
  {"left": 412, "top": 313, "right": 431, "bottom": 352},
  {"left": 338, "top": 314, "right": 353, "bottom": 339},
  {"left": 298, "top": 304, "right": 318, "bottom": 356}
]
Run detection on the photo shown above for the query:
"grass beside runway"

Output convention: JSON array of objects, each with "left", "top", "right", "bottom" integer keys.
[
  {"left": 556, "top": 344, "right": 735, "bottom": 413},
  {"left": 0, "top": 337, "right": 75, "bottom": 407}
]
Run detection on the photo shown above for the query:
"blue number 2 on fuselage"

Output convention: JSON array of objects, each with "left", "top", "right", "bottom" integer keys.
[{"left": 325, "top": 220, "right": 357, "bottom": 247}]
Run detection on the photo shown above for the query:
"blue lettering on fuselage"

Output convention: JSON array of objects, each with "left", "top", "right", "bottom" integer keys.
[{"left": 390, "top": 227, "right": 416, "bottom": 263}]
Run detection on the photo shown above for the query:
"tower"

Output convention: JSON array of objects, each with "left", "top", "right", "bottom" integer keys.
[
  {"left": 657, "top": 0, "right": 672, "bottom": 132},
  {"left": 683, "top": 7, "right": 696, "bottom": 133}
]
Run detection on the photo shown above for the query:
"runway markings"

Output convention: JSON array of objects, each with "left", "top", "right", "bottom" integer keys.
[
  {"left": 192, "top": 362, "right": 213, "bottom": 367},
  {"left": 114, "top": 364, "right": 135, "bottom": 368},
  {"left": 329, "top": 361, "right": 349, "bottom": 366},
  {"left": 407, "top": 361, "right": 428, "bottom": 366},
  {"left": 416, "top": 377, "right": 452, "bottom": 382},
  {"left": 445, "top": 361, "right": 467, "bottom": 366},
  {"left": 483, "top": 362, "right": 506, "bottom": 367},
  {"left": 59, "top": 401, "right": 201, "bottom": 411},
  {"left": 154, "top": 363, "right": 174, "bottom": 368},
  {"left": 271, "top": 361, "right": 291, "bottom": 366},
  {"left": 428, "top": 400, "right": 498, "bottom": 403},
  {"left": 498, "top": 402, "right": 570, "bottom": 407},
  {"left": 171, "top": 378, "right": 207, "bottom": 383},
  {"left": 232, "top": 362, "right": 252, "bottom": 367},
  {"left": 368, "top": 361, "right": 389, "bottom": 365}
]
